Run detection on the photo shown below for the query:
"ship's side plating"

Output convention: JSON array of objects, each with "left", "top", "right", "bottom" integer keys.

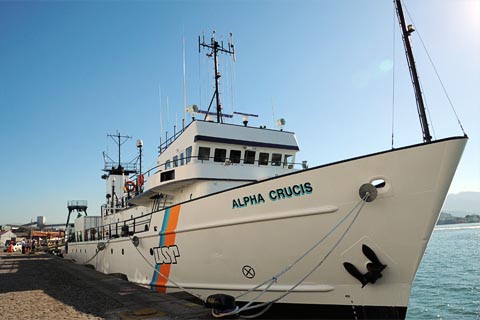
[{"left": 65, "top": 135, "right": 467, "bottom": 315}]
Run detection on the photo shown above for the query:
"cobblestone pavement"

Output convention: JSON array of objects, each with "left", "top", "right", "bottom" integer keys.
[{"left": 0, "top": 251, "right": 211, "bottom": 320}]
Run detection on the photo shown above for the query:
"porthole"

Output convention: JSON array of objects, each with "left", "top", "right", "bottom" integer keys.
[
  {"left": 372, "top": 179, "right": 386, "bottom": 188},
  {"left": 122, "top": 248, "right": 124, "bottom": 255},
  {"left": 149, "top": 248, "right": 154, "bottom": 256},
  {"left": 111, "top": 248, "right": 114, "bottom": 254}
]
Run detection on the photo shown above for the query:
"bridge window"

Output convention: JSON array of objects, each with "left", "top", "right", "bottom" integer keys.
[
  {"left": 180, "top": 153, "right": 185, "bottom": 166},
  {"left": 259, "top": 152, "right": 269, "bottom": 165},
  {"left": 186, "top": 146, "right": 192, "bottom": 164},
  {"left": 173, "top": 155, "right": 178, "bottom": 167},
  {"left": 284, "top": 155, "right": 294, "bottom": 167},
  {"left": 214, "top": 148, "right": 227, "bottom": 162},
  {"left": 165, "top": 160, "right": 171, "bottom": 170},
  {"left": 198, "top": 147, "right": 210, "bottom": 161},
  {"left": 244, "top": 150, "right": 256, "bottom": 164},
  {"left": 229, "top": 150, "right": 241, "bottom": 163},
  {"left": 272, "top": 153, "right": 282, "bottom": 166}
]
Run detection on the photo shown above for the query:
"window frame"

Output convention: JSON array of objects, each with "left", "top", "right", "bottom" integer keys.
[
  {"left": 214, "top": 148, "right": 227, "bottom": 162},
  {"left": 198, "top": 147, "right": 211, "bottom": 161},
  {"left": 244, "top": 150, "right": 256, "bottom": 164},
  {"left": 229, "top": 150, "right": 241, "bottom": 164},
  {"left": 259, "top": 152, "right": 269, "bottom": 166}
]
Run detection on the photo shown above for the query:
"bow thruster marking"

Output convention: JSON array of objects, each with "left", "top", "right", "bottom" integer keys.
[{"left": 242, "top": 265, "right": 255, "bottom": 279}]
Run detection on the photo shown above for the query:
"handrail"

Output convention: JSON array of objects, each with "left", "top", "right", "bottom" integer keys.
[
  {"left": 134, "top": 155, "right": 302, "bottom": 180},
  {"left": 158, "top": 121, "right": 195, "bottom": 154},
  {"left": 70, "top": 212, "right": 153, "bottom": 243}
]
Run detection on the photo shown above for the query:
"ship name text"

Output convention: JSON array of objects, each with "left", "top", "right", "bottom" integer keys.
[{"left": 232, "top": 182, "right": 313, "bottom": 209}]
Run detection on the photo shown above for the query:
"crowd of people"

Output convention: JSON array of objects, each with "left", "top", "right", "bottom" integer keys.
[{"left": 5, "top": 239, "right": 36, "bottom": 253}]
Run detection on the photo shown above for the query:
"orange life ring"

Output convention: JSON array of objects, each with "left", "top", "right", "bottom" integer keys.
[
  {"left": 137, "top": 174, "right": 145, "bottom": 187},
  {"left": 125, "top": 180, "right": 136, "bottom": 193}
]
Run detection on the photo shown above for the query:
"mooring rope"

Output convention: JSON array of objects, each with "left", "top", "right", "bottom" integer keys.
[
  {"left": 82, "top": 237, "right": 113, "bottom": 265},
  {"left": 126, "top": 193, "right": 370, "bottom": 319},
  {"left": 128, "top": 235, "right": 206, "bottom": 301},
  {"left": 214, "top": 194, "right": 370, "bottom": 318}
]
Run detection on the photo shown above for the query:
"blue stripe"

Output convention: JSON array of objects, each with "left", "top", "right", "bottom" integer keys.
[{"left": 159, "top": 208, "right": 171, "bottom": 247}]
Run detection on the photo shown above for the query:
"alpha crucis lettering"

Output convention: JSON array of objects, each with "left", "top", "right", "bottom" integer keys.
[{"left": 232, "top": 182, "right": 313, "bottom": 209}]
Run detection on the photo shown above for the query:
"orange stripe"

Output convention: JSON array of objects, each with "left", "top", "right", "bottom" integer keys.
[
  {"left": 156, "top": 264, "right": 171, "bottom": 293},
  {"left": 164, "top": 205, "right": 181, "bottom": 246},
  {"left": 155, "top": 205, "right": 181, "bottom": 292}
]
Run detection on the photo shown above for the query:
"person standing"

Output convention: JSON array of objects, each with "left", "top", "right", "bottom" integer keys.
[{"left": 21, "top": 239, "right": 26, "bottom": 254}]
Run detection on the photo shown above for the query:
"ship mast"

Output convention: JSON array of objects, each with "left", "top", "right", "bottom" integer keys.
[
  {"left": 395, "top": 0, "right": 432, "bottom": 143},
  {"left": 199, "top": 31, "right": 235, "bottom": 123}
]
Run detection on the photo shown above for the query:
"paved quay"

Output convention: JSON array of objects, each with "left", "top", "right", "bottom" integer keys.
[{"left": 0, "top": 251, "right": 211, "bottom": 320}]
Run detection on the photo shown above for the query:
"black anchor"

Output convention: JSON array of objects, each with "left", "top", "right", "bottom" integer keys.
[{"left": 343, "top": 244, "right": 387, "bottom": 288}]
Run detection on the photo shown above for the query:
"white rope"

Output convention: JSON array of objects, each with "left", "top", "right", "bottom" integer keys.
[
  {"left": 215, "top": 195, "right": 369, "bottom": 318},
  {"left": 128, "top": 235, "right": 206, "bottom": 301},
  {"left": 82, "top": 237, "right": 113, "bottom": 265},
  {"left": 127, "top": 194, "right": 369, "bottom": 319}
]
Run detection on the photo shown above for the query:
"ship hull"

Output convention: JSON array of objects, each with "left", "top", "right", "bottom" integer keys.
[{"left": 64, "top": 137, "right": 466, "bottom": 318}]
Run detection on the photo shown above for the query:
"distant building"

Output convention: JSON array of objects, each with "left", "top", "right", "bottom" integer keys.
[
  {"left": 37, "top": 216, "right": 46, "bottom": 228},
  {"left": 0, "top": 230, "right": 17, "bottom": 245},
  {"left": 31, "top": 231, "right": 64, "bottom": 245}
]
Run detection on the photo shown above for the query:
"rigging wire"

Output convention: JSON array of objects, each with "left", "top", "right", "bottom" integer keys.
[
  {"left": 402, "top": 0, "right": 466, "bottom": 136},
  {"left": 229, "top": 51, "right": 235, "bottom": 119},
  {"left": 391, "top": 1, "right": 396, "bottom": 149},
  {"left": 419, "top": 80, "right": 437, "bottom": 140}
]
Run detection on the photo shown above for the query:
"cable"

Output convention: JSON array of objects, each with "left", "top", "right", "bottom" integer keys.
[
  {"left": 128, "top": 235, "right": 206, "bottom": 301},
  {"left": 402, "top": 0, "right": 466, "bottom": 136},
  {"left": 391, "top": 1, "right": 397, "bottom": 149},
  {"left": 215, "top": 195, "right": 369, "bottom": 318}
]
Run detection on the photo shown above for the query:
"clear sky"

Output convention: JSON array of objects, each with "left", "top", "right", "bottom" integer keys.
[{"left": 0, "top": 0, "right": 478, "bottom": 225}]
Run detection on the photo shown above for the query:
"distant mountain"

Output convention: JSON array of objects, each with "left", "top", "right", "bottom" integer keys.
[{"left": 443, "top": 192, "right": 480, "bottom": 216}]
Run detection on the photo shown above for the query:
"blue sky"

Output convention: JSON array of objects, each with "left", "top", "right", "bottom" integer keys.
[{"left": 0, "top": 0, "right": 478, "bottom": 225}]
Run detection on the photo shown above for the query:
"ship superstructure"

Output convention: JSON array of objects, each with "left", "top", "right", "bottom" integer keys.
[{"left": 64, "top": 2, "right": 468, "bottom": 319}]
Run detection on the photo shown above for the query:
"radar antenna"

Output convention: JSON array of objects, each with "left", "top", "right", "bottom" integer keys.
[
  {"left": 199, "top": 31, "right": 235, "bottom": 123},
  {"left": 103, "top": 131, "right": 137, "bottom": 175}
]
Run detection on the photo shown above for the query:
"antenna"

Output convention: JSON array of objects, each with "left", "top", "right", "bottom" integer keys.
[
  {"left": 159, "top": 85, "right": 163, "bottom": 154},
  {"left": 183, "top": 31, "right": 187, "bottom": 123},
  {"left": 271, "top": 98, "right": 276, "bottom": 128},
  {"left": 166, "top": 95, "right": 169, "bottom": 137},
  {"left": 104, "top": 132, "right": 136, "bottom": 175},
  {"left": 199, "top": 31, "right": 236, "bottom": 123}
]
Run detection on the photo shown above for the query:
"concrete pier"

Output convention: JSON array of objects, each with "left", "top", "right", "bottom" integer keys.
[{"left": 0, "top": 251, "right": 211, "bottom": 320}]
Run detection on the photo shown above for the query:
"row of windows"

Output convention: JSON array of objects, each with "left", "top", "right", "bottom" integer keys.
[
  {"left": 165, "top": 146, "right": 192, "bottom": 170},
  {"left": 199, "top": 147, "right": 293, "bottom": 167},
  {"left": 164, "top": 146, "right": 294, "bottom": 171}
]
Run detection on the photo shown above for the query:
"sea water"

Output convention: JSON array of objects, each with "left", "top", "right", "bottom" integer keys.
[{"left": 407, "top": 223, "right": 480, "bottom": 319}]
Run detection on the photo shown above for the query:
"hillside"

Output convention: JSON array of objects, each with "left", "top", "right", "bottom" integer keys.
[{"left": 443, "top": 191, "right": 480, "bottom": 216}]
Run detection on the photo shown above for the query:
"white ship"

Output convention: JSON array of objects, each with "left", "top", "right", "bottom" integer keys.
[{"left": 64, "top": 1, "right": 468, "bottom": 319}]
